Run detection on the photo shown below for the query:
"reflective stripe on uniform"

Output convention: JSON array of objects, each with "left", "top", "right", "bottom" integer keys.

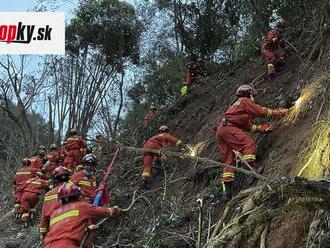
[
  {"left": 50, "top": 210, "right": 79, "bottom": 226},
  {"left": 78, "top": 180, "right": 92, "bottom": 186},
  {"left": 233, "top": 100, "right": 241, "bottom": 106},
  {"left": 44, "top": 194, "right": 58, "bottom": 202},
  {"left": 266, "top": 109, "right": 273, "bottom": 117},
  {"left": 39, "top": 227, "right": 48, "bottom": 233},
  {"left": 142, "top": 171, "right": 150, "bottom": 177},
  {"left": 16, "top": 171, "right": 32, "bottom": 175},
  {"left": 26, "top": 181, "right": 42, "bottom": 185},
  {"left": 243, "top": 154, "right": 256, "bottom": 161},
  {"left": 67, "top": 137, "right": 79, "bottom": 141},
  {"left": 223, "top": 172, "right": 235, "bottom": 178}
]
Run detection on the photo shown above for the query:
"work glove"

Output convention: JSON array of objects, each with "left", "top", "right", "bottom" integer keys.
[
  {"left": 272, "top": 108, "right": 289, "bottom": 116},
  {"left": 112, "top": 206, "right": 123, "bottom": 216},
  {"left": 257, "top": 123, "right": 273, "bottom": 133}
]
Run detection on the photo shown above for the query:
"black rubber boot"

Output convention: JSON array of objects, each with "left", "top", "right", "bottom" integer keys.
[{"left": 221, "top": 181, "right": 234, "bottom": 202}]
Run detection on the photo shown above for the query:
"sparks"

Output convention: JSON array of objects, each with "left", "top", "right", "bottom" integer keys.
[
  {"left": 185, "top": 142, "right": 206, "bottom": 157},
  {"left": 285, "top": 81, "right": 319, "bottom": 123}
]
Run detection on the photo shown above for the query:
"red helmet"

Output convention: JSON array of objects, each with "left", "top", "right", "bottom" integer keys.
[
  {"left": 158, "top": 125, "right": 169, "bottom": 132},
  {"left": 58, "top": 182, "right": 81, "bottom": 200},
  {"left": 236, "top": 85, "right": 257, "bottom": 97},
  {"left": 52, "top": 166, "right": 70, "bottom": 179}
]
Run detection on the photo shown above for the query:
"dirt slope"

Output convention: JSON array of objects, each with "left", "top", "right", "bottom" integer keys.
[{"left": 0, "top": 36, "right": 329, "bottom": 248}]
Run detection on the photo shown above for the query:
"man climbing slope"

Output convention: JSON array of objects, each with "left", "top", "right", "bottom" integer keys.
[
  {"left": 261, "top": 18, "right": 288, "bottom": 79},
  {"left": 20, "top": 172, "right": 49, "bottom": 226},
  {"left": 39, "top": 166, "right": 71, "bottom": 239},
  {"left": 62, "top": 129, "right": 87, "bottom": 170},
  {"left": 141, "top": 125, "right": 185, "bottom": 188},
  {"left": 43, "top": 182, "right": 122, "bottom": 248},
  {"left": 13, "top": 158, "right": 39, "bottom": 219},
  {"left": 143, "top": 103, "right": 157, "bottom": 127},
  {"left": 215, "top": 85, "right": 288, "bottom": 201}
]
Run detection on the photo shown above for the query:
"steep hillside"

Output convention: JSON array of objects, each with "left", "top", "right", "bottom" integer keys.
[{"left": 1, "top": 35, "right": 330, "bottom": 248}]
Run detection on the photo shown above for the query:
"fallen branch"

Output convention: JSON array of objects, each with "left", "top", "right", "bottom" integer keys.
[{"left": 119, "top": 145, "right": 267, "bottom": 181}]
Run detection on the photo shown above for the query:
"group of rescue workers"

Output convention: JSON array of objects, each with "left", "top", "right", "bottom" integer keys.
[
  {"left": 13, "top": 129, "right": 121, "bottom": 247},
  {"left": 142, "top": 19, "right": 289, "bottom": 200},
  {"left": 10, "top": 18, "right": 289, "bottom": 247}
]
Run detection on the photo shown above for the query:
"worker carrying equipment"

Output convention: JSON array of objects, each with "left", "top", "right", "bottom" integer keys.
[
  {"left": 39, "top": 166, "right": 71, "bottom": 238},
  {"left": 42, "top": 182, "right": 122, "bottom": 248},
  {"left": 214, "top": 85, "right": 288, "bottom": 201},
  {"left": 20, "top": 172, "right": 49, "bottom": 225},
  {"left": 261, "top": 18, "right": 287, "bottom": 78},
  {"left": 62, "top": 128, "right": 87, "bottom": 170},
  {"left": 13, "top": 158, "right": 39, "bottom": 218},
  {"left": 141, "top": 125, "right": 184, "bottom": 188},
  {"left": 143, "top": 103, "right": 157, "bottom": 127}
]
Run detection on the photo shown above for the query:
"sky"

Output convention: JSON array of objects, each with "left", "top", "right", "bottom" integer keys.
[{"left": 0, "top": 0, "right": 77, "bottom": 19}]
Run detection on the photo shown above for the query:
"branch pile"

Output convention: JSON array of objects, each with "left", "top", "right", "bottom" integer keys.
[{"left": 205, "top": 178, "right": 330, "bottom": 248}]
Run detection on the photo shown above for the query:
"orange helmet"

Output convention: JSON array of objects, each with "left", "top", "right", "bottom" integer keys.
[
  {"left": 158, "top": 125, "right": 169, "bottom": 132},
  {"left": 236, "top": 85, "right": 257, "bottom": 97}
]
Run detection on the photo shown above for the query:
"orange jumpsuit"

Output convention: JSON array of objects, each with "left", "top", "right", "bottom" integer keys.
[
  {"left": 70, "top": 171, "right": 97, "bottom": 203},
  {"left": 39, "top": 183, "right": 64, "bottom": 235},
  {"left": 142, "top": 133, "right": 182, "bottom": 180},
  {"left": 30, "top": 156, "right": 43, "bottom": 169},
  {"left": 45, "top": 150, "right": 60, "bottom": 178},
  {"left": 62, "top": 135, "right": 87, "bottom": 170},
  {"left": 143, "top": 111, "right": 154, "bottom": 127},
  {"left": 215, "top": 97, "right": 282, "bottom": 182},
  {"left": 261, "top": 29, "right": 286, "bottom": 75},
  {"left": 13, "top": 166, "right": 39, "bottom": 213},
  {"left": 43, "top": 201, "right": 116, "bottom": 248},
  {"left": 21, "top": 177, "right": 49, "bottom": 221}
]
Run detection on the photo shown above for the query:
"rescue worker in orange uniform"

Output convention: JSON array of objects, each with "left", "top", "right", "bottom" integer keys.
[
  {"left": 143, "top": 103, "right": 157, "bottom": 127},
  {"left": 40, "top": 166, "right": 71, "bottom": 238},
  {"left": 141, "top": 125, "right": 185, "bottom": 188},
  {"left": 30, "top": 150, "right": 46, "bottom": 169},
  {"left": 43, "top": 183, "right": 122, "bottom": 248},
  {"left": 215, "top": 85, "right": 288, "bottom": 200},
  {"left": 43, "top": 144, "right": 60, "bottom": 179},
  {"left": 21, "top": 171, "right": 49, "bottom": 225},
  {"left": 186, "top": 58, "right": 205, "bottom": 86},
  {"left": 62, "top": 129, "right": 87, "bottom": 170},
  {"left": 261, "top": 18, "right": 288, "bottom": 78},
  {"left": 13, "top": 158, "right": 39, "bottom": 219},
  {"left": 70, "top": 154, "right": 98, "bottom": 203}
]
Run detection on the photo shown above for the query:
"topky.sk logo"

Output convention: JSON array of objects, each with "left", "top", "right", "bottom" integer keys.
[
  {"left": 0, "top": 12, "right": 65, "bottom": 55},
  {"left": 0, "top": 22, "right": 53, "bottom": 44}
]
